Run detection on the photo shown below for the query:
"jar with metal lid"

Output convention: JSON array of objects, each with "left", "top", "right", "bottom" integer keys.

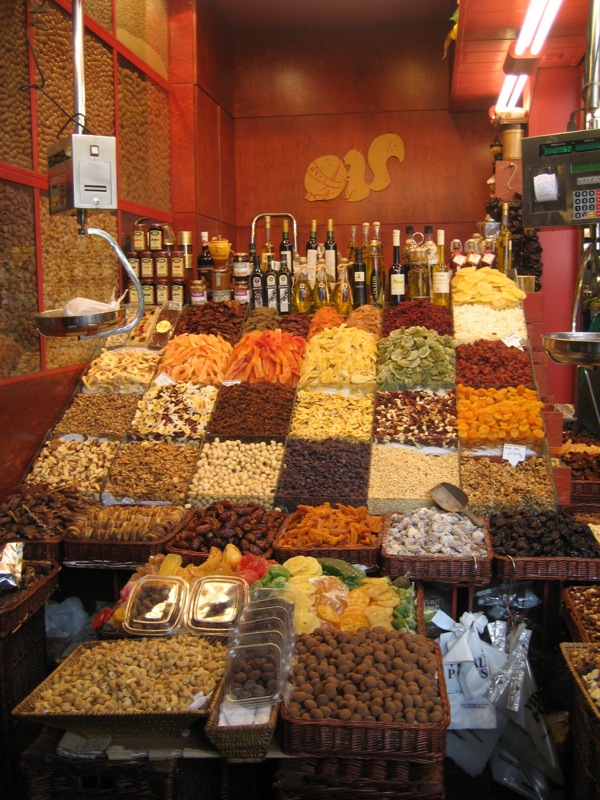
[
  {"left": 155, "top": 278, "right": 170, "bottom": 305},
  {"left": 233, "top": 279, "right": 250, "bottom": 304},
  {"left": 233, "top": 253, "right": 250, "bottom": 279},
  {"left": 171, "top": 281, "right": 186, "bottom": 305},
  {"left": 132, "top": 220, "right": 147, "bottom": 252},
  {"left": 140, "top": 251, "right": 154, "bottom": 280},
  {"left": 190, "top": 278, "right": 208, "bottom": 305},
  {"left": 128, "top": 282, "right": 139, "bottom": 304},
  {"left": 125, "top": 251, "right": 140, "bottom": 278},
  {"left": 141, "top": 279, "right": 156, "bottom": 305},
  {"left": 212, "top": 268, "right": 231, "bottom": 302},
  {"left": 148, "top": 222, "right": 164, "bottom": 251},
  {"left": 170, "top": 249, "right": 185, "bottom": 281},
  {"left": 154, "top": 250, "right": 170, "bottom": 280}
]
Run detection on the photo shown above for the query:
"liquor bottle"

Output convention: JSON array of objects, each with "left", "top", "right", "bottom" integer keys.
[
  {"left": 346, "top": 224, "right": 358, "bottom": 262},
  {"left": 292, "top": 258, "right": 314, "bottom": 313},
  {"left": 361, "top": 222, "right": 370, "bottom": 259},
  {"left": 264, "top": 255, "right": 278, "bottom": 310},
  {"left": 372, "top": 221, "right": 384, "bottom": 259},
  {"left": 333, "top": 259, "right": 353, "bottom": 315},
  {"left": 388, "top": 229, "right": 406, "bottom": 306},
  {"left": 197, "top": 232, "right": 214, "bottom": 299},
  {"left": 351, "top": 248, "right": 367, "bottom": 307},
  {"left": 324, "top": 218, "right": 338, "bottom": 283},
  {"left": 450, "top": 239, "right": 466, "bottom": 273},
  {"left": 481, "top": 237, "right": 496, "bottom": 268},
  {"left": 313, "top": 257, "right": 331, "bottom": 309},
  {"left": 495, "top": 202, "right": 513, "bottom": 275},
  {"left": 423, "top": 225, "right": 438, "bottom": 266},
  {"left": 261, "top": 215, "right": 276, "bottom": 273},
  {"left": 277, "top": 256, "right": 291, "bottom": 314},
  {"left": 366, "top": 240, "right": 384, "bottom": 307},
  {"left": 306, "top": 219, "right": 319, "bottom": 268},
  {"left": 251, "top": 247, "right": 265, "bottom": 308},
  {"left": 465, "top": 238, "right": 482, "bottom": 269},
  {"left": 431, "top": 229, "right": 451, "bottom": 306},
  {"left": 407, "top": 245, "right": 430, "bottom": 300},
  {"left": 279, "top": 218, "right": 293, "bottom": 274},
  {"left": 401, "top": 226, "right": 417, "bottom": 298}
]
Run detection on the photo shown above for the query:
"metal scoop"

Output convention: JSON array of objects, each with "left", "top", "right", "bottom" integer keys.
[{"left": 430, "top": 482, "right": 485, "bottom": 527}]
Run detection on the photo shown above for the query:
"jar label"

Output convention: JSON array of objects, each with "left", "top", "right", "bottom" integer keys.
[
  {"left": 156, "top": 283, "right": 169, "bottom": 304},
  {"left": 171, "top": 256, "right": 185, "bottom": 279},
  {"left": 390, "top": 274, "right": 405, "bottom": 295},
  {"left": 140, "top": 257, "right": 154, "bottom": 278},
  {"left": 155, "top": 256, "right": 169, "bottom": 278}
]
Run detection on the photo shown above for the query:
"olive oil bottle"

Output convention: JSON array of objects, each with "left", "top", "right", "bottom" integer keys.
[
  {"left": 333, "top": 259, "right": 353, "bottom": 315},
  {"left": 292, "top": 257, "right": 314, "bottom": 313},
  {"left": 314, "top": 257, "right": 331, "bottom": 309}
]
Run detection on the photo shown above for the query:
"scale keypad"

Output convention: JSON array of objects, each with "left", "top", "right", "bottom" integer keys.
[{"left": 573, "top": 188, "right": 600, "bottom": 220}]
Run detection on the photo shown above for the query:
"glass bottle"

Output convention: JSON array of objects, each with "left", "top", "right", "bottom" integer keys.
[
  {"left": 251, "top": 247, "right": 265, "bottom": 308},
  {"left": 388, "top": 229, "right": 406, "bottom": 306},
  {"left": 431, "top": 229, "right": 451, "bottom": 306},
  {"left": 481, "top": 236, "right": 496, "bottom": 268},
  {"left": 132, "top": 218, "right": 148, "bottom": 252},
  {"left": 197, "top": 232, "right": 214, "bottom": 299},
  {"left": 495, "top": 202, "right": 513, "bottom": 275},
  {"left": 465, "top": 238, "right": 482, "bottom": 269},
  {"left": 372, "top": 221, "right": 384, "bottom": 262},
  {"left": 347, "top": 224, "right": 358, "bottom": 262},
  {"left": 292, "top": 258, "right": 314, "bottom": 313},
  {"left": 264, "top": 255, "right": 278, "bottom": 310},
  {"left": 333, "top": 258, "right": 353, "bottom": 315},
  {"left": 306, "top": 219, "right": 318, "bottom": 269},
  {"left": 361, "top": 222, "right": 370, "bottom": 257},
  {"left": 450, "top": 239, "right": 466, "bottom": 273},
  {"left": 261, "top": 215, "right": 276, "bottom": 273},
  {"left": 279, "top": 218, "right": 293, "bottom": 274},
  {"left": 351, "top": 248, "right": 367, "bottom": 307},
  {"left": 423, "top": 225, "right": 438, "bottom": 266},
  {"left": 277, "top": 255, "right": 291, "bottom": 314},
  {"left": 408, "top": 246, "right": 430, "bottom": 300},
  {"left": 313, "top": 257, "right": 331, "bottom": 309},
  {"left": 401, "top": 226, "right": 417, "bottom": 298},
  {"left": 178, "top": 231, "right": 194, "bottom": 300},
  {"left": 324, "top": 218, "right": 337, "bottom": 283},
  {"left": 366, "top": 240, "right": 384, "bottom": 307}
]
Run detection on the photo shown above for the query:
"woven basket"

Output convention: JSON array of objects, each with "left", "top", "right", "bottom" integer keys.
[
  {"left": 560, "top": 642, "right": 600, "bottom": 779},
  {"left": 19, "top": 537, "right": 63, "bottom": 562},
  {"left": 494, "top": 553, "right": 600, "bottom": 581},
  {"left": 0, "top": 563, "right": 60, "bottom": 638},
  {"left": 562, "top": 586, "right": 600, "bottom": 643},
  {"left": 279, "top": 642, "right": 449, "bottom": 759},
  {"left": 0, "top": 609, "right": 47, "bottom": 729},
  {"left": 13, "top": 641, "right": 220, "bottom": 737},
  {"left": 274, "top": 756, "right": 445, "bottom": 799},
  {"left": 204, "top": 683, "right": 278, "bottom": 763},
  {"left": 380, "top": 517, "right": 493, "bottom": 585},
  {"left": 571, "top": 480, "right": 600, "bottom": 501}
]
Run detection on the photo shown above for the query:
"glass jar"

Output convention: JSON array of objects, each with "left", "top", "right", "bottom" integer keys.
[{"left": 190, "top": 278, "right": 208, "bottom": 305}]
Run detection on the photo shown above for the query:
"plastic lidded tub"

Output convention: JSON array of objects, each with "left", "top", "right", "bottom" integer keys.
[
  {"left": 224, "top": 642, "right": 283, "bottom": 705},
  {"left": 239, "top": 603, "right": 294, "bottom": 636},
  {"left": 186, "top": 575, "right": 247, "bottom": 634},
  {"left": 122, "top": 575, "right": 188, "bottom": 636}
]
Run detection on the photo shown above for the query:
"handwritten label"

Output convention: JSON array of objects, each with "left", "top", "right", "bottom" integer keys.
[
  {"left": 502, "top": 332, "right": 524, "bottom": 350},
  {"left": 502, "top": 443, "right": 527, "bottom": 467},
  {"left": 153, "top": 371, "right": 176, "bottom": 387},
  {"left": 221, "top": 380, "right": 241, "bottom": 387}
]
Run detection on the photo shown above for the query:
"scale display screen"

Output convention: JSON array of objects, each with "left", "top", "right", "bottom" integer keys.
[{"left": 539, "top": 138, "right": 600, "bottom": 157}]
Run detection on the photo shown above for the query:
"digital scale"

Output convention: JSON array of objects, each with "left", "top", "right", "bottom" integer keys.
[{"left": 522, "top": 128, "right": 600, "bottom": 229}]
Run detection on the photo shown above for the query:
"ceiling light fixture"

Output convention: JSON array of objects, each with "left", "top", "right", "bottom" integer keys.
[{"left": 495, "top": 0, "right": 564, "bottom": 112}]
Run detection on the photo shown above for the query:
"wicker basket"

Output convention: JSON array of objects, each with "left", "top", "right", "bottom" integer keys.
[
  {"left": 19, "top": 537, "right": 63, "bottom": 562},
  {"left": 571, "top": 480, "right": 600, "bottom": 502},
  {"left": 279, "top": 642, "right": 449, "bottom": 759},
  {"left": 274, "top": 756, "right": 445, "bottom": 799},
  {"left": 204, "top": 683, "right": 278, "bottom": 763},
  {"left": 0, "top": 563, "right": 60, "bottom": 638},
  {"left": 13, "top": 641, "right": 219, "bottom": 737},
  {"left": 380, "top": 517, "right": 493, "bottom": 585},
  {"left": 21, "top": 728, "right": 177, "bottom": 800},
  {"left": 560, "top": 642, "right": 600, "bottom": 780},
  {"left": 0, "top": 609, "right": 47, "bottom": 729},
  {"left": 494, "top": 553, "right": 600, "bottom": 581},
  {"left": 562, "top": 586, "right": 600, "bottom": 643}
]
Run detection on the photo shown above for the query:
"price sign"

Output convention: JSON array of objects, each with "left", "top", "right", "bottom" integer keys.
[
  {"left": 153, "top": 371, "right": 176, "bottom": 387},
  {"left": 502, "top": 443, "right": 526, "bottom": 466},
  {"left": 221, "top": 379, "right": 241, "bottom": 386},
  {"left": 501, "top": 332, "right": 524, "bottom": 349}
]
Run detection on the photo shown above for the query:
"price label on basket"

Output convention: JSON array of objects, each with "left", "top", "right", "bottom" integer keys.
[
  {"left": 501, "top": 331, "right": 524, "bottom": 349},
  {"left": 502, "top": 443, "right": 526, "bottom": 466}
]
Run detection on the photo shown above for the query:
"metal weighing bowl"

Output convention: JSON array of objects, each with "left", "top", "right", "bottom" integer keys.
[
  {"left": 34, "top": 308, "right": 127, "bottom": 338},
  {"left": 543, "top": 332, "right": 600, "bottom": 367}
]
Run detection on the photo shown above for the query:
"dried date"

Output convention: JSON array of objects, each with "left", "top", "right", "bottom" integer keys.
[
  {"left": 0, "top": 482, "right": 97, "bottom": 542},
  {"left": 490, "top": 509, "right": 599, "bottom": 558}
]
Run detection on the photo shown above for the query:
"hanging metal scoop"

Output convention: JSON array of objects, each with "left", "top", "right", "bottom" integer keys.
[{"left": 430, "top": 482, "right": 485, "bottom": 527}]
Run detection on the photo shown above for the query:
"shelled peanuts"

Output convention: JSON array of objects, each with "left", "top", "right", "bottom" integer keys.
[
  {"left": 54, "top": 394, "right": 139, "bottom": 439},
  {"left": 26, "top": 438, "right": 119, "bottom": 499},
  {"left": 187, "top": 439, "right": 284, "bottom": 508}
]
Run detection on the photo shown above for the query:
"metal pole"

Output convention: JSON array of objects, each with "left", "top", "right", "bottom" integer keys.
[{"left": 72, "top": 0, "right": 87, "bottom": 233}]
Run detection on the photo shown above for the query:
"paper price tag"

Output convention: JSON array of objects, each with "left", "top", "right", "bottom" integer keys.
[
  {"left": 221, "top": 380, "right": 241, "bottom": 386},
  {"left": 501, "top": 331, "right": 523, "bottom": 350},
  {"left": 153, "top": 371, "right": 176, "bottom": 387},
  {"left": 502, "top": 443, "right": 526, "bottom": 467}
]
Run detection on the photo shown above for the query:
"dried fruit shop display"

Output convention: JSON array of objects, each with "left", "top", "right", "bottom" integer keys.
[
  {"left": 298, "top": 325, "right": 377, "bottom": 391},
  {"left": 223, "top": 329, "right": 306, "bottom": 388},
  {"left": 382, "top": 299, "right": 453, "bottom": 337},
  {"left": 456, "top": 384, "right": 545, "bottom": 448},
  {"left": 129, "top": 383, "right": 218, "bottom": 442},
  {"left": 372, "top": 390, "right": 457, "bottom": 448},
  {"left": 489, "top": 509, "right": 598, "bottom": 559},
  {"left": 460, "top": 456, "right": 556, "bottom": 515},
  {"left": 176, "top": 301, "right": 246, "bottom": 345},
  {"left": 455, "top": 339, "right": 535, "bottom": 390},
  {"left": 377, "top": 326, "right": 456, "bottom": 392},
  {"left": 290, "top": 390, "right": 374, "bottom": 443},
  {"left": 53, "top": 393, "right": 139, "bottom": 440}
]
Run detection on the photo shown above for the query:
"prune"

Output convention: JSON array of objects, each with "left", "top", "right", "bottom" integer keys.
[{"left": 489, "top": 509, "right": 599, "bottom": 558}]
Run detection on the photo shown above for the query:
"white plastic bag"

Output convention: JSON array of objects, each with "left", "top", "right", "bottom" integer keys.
[{"left": 45, "top": 596, "right": 89, "bottom": 640}]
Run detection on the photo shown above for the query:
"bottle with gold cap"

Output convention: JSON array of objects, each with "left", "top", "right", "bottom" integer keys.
[
  {"left": 178, "top": 230, "right": 194, "bottom": 302},
  {"left": 292, "top": 257, "right": 314, "bottom": 313},
  {"left": 333, "top": 258, "right": 353, "bottom": 315},
  {"left": 313, "top": 256, "right": 331, "bottom": 309}
]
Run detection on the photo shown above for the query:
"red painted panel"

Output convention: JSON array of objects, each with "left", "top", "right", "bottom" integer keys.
[
  {"left": 196, "top": 88, "right": 222, "bottom": 221},
  {"left": 169, "top": 0, "right": 197, "bottom": 84},
  {"left": 219, "top": 107, "right": 236, "bottom": 228},
  {"left": 0, "top": 368, "right": 82, "bottom": 501},
  {"left": 170, "top": 83, "right": 197, "bottom": 214},
  {"left": 196, "top": 1, "right": 235, "bottom": 114}
]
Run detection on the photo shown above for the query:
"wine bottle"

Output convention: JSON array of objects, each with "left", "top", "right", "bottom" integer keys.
[
  {"left": 292, "top": 258, "right": 314, "bottom": 313},
  {"left": 277, "top": 255, "right": 291, "bottom": 314},
  {"left": 197, "top": 231, "right": 214, "bottom": 299},
  {"left": 251, "top": 247, "right": 265, "bottom": 308},
  {"left": 306, "top": 219, "right": 318, "bottom": 268},
  {"left": 333, "top": 259, "right": 353, "bottom": 316},
  {"left": 407, "top": 246, "right": 430, "bottom": 300},
  {"left": 431, "top": 229, "right": 451, "bottom": 306},
  {"left": 388, "top": 229, "right": 406, "bottom": 306},
  {"left": 495, "top": 202, "right": 513, "bottom": 275},
  {"left": 324, "top": 218, "right": 337, "bottom": 284},
  {"left": 423, "top": 225, "right": 438, "bottom": 266},
  {"left": 264, "top": 255, "right": 278, "bottom": 309},
  {"left": 261, "top": 215, "right": 275, "bottom": 273},
  {"left": 279, "top": 218, "right": 293, "bottom": 274},
  {"left": 401, "top": 226, "right": 417, "bottom": 298},
  {"left": 351, "top": 248, "right": 367, "bottom": 307},
  {"left": 366, "top": 240, "right": 384, "bottom": 307}
]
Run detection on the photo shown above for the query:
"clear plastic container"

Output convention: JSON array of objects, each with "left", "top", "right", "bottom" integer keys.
[
  {"left": 224, "top": 642, "right": 283, "bottom": 705},
  {"left": 122, "top": 575, "right": 188, "bottom": 636},
  {"left": 239, "top": 604, "right": 293, "bottom": 637},
  {"left": 186, "top": 576, "right": 247, "bottom": 634}
]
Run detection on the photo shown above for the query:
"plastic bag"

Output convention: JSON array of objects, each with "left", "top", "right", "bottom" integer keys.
[
  {"left": 62, "top": 288, "right": 125, "bottom": 316},
  {"left": 45, "top": 596, "right": 89, "bottom": 640}
]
